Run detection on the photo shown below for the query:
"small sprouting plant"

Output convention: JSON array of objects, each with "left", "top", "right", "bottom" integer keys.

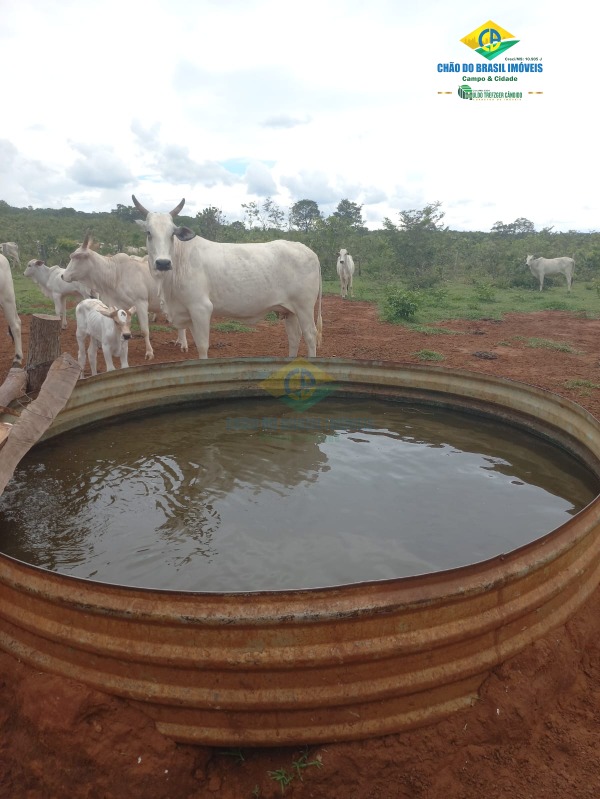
[
  {"left": 292, "top": 751, "right": 323, "bottom": 781},
  {"left": 218, "top": 747, "right": 246, "bottom": 764},
  {"left": 268, "top": 750, "right": 323, "bottom": 794},
  {"left": 564, "top": 379, "right": 600, "bottom": 390},
  {"left": 268, "top": 768, "right": 294, "bottom": 794},
  {"left": 412, "top": 349, "right": 445, "bottom": 362}
]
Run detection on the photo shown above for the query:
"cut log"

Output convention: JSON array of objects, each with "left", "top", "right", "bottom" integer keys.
[
  {"left": 26, "top": 313, "right": 62, "bottom": 395},
  {"left": 0, "top": 353, "right": 81, "bottom": 495},
  {"left": 0, "top": 367, "right": 28, "bottom": 410}
]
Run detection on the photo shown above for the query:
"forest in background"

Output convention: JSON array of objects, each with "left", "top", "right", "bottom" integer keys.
[{"left": 2, "top": 197, "right": 600, "bottom": 293}]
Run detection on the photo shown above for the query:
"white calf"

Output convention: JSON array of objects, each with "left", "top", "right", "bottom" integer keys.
[
  {"left": 0, "top": 253, "right": 23, "bottom": 367},
  {"left": 24, "top": 259, "right": 92, "bottom": 329},
  {"left": 336, "top": 249, "right": 355, "bottom": 298},
  {"left": 76, "top": 298, "right": 136, "bottom": 376},
  {"left": 525, "top": 254, "right": 574, "bottom": 292}
]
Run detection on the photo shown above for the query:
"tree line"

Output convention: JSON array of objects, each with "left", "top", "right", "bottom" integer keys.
[{"left": 2, "top": 198, "right": 600, "bottom": 289}]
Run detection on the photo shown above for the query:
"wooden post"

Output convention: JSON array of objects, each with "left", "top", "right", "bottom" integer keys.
[{"left": 26, "top": 313, "right": 62, "bottom": 395}]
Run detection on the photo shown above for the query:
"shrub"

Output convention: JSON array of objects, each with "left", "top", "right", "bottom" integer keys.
[
  {"left": 382, "top": 287, "right": 421, "bottom": 322},
  {"left": 472, "top": 280, "right": 496, "bottom": 303}
]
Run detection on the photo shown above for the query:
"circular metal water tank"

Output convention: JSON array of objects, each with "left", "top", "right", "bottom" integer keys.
[{"left": 1, "top": 358, "right": 599, "bottom": 746}]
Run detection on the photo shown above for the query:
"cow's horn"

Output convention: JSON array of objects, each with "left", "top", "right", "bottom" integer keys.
[
  {"left": 131, "top": 195, "right": 149, "bottom": 217},
  {"left": 169, "top": 198, "right": 186, "bottom": 218}
]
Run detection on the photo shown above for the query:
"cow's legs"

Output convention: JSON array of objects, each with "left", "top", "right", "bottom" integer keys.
[
  {"left": 189, "top": 306, "right": 213, "bottom": 359},
  {"left": 87, "top": 339, "right": 99, "bottom": 376},
  {"left": 136, "top": 302, "right": 154, "bottom": 360},
  {"left": 284, "top": 314, "right": 303, "bottom": 357},
  {"left": 2, "top": 309, "right": 22, "bottom": 367},
  {"left": 101, "top": 342, "right": 116, "bottom": 371},
  {"left": 119, "top": 341, "right": 130, "bottom": 369},
  {"left": 294, "top": 308, "right": 318, "bottom": 357},
  {"left": 53, "top": 295, "right": 68, "bottom": 329}
]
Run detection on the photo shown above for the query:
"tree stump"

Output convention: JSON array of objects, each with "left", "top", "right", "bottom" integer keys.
[{"left": 26, "top": 314, "right": 63, "bottom": 395}]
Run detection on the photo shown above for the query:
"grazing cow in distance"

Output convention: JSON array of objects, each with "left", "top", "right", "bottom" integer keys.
[
  {"left": 526, "top": 254, "right": 574, "bottom": 292},
  {"left": 24, "top": 259, "right": 93, "bottom": 329},
  {"left": 1, "top": 242, "right": 20, "bottom": 269},
  {"left": 62, "top": 234, "right": 187, "bottom": 359},
  {"left": 131, "top": 195, "right": 323, "bottom": 359},
  {"left": 336, "top": 249, "right": 355, "bottom": 298},
  {"left": 0, "top": 254, "right": 23, "bottom": 368},
  {"left": 75, "top": 298, "right": 136, "bottom": 376},
  {"left": 125, "top": 246, "right": 147, "bottom": 256}
]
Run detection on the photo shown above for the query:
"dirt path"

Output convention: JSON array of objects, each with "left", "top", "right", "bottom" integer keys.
[{"left": 2, "top": 296, "right": 600, "bottom": 798}]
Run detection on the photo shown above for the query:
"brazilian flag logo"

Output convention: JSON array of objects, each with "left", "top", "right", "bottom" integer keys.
[
  {"left": 260, "top": 359, "right": 336, "bottom": 412},
  {"left": 460, "top": 20, "right": 519, "bottom": 61}
]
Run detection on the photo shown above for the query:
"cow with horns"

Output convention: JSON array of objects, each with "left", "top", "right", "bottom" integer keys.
[{"left": 131, "top": 196, "right": 323, "bottom": 359}]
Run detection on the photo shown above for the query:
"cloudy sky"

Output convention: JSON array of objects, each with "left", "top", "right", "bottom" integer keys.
[{"left": 0, "top": 0, "right": 595, "bottom": 232}]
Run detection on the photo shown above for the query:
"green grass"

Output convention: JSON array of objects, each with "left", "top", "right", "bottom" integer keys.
[
  {"left": 322, "top": 276, "right": 600, "bottom": 327},
  {"left": 211, "top": 320, "right": 256, "bottom": 333},
  {"left": 519, "top": 337, "right": 581, "bottom": 354},
  {"left": 564, "top": 379, "right": 600, "bottom": 391},
  {"left": 412, "top": 349, "right": 445, "bottom": 362},
  {"left": 13, "top": 270, "right": 600, "bottom": 337},
  {"left": 405, "top": 323, "right": 464, "bottom": 336},
  {"left": 268, "top": 751, "right": 323, "bottom": 795}
]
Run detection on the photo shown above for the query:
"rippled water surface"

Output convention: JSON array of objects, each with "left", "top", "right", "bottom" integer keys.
[{"left": 0, "top": 398, "right": 597, "bottom": 591}]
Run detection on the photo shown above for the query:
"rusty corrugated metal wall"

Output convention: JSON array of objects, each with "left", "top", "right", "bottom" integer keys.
[{"left": 0, "top": 359, "right": 599, "bottom": 746}]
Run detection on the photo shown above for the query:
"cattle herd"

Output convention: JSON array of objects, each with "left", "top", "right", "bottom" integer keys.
[{"left": 0, "top": 205, "right": 576, "bottom": 377}]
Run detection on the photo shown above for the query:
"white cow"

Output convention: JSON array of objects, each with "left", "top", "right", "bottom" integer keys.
[
  {"left": 125, "top": 246, "right": 147, "bottom": 256},
  {"left": 75, "top": 298, "right": 135, "bottom": 376},
  {"left": 62, "top": 234, "right": 187, "bottom": 359},
  {"left": 1, "top": 242, "right": 20, "bottom": 269},
  {"left": 131, "top": 196, "right": 323, "bottom": 359},
  {"left": 526, "top": 254, "right": 574, "bottom": 292},
  {"left": 0, "top": 253, "right": 23, "bottom": 368},
  {"left": 24, "top": 259, "right": 93, "bottom": 329},
  {"left": 336, "top": 248, "right": 355, "bottom": 298}
]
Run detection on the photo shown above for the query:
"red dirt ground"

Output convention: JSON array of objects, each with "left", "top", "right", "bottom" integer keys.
[{"left": 2, "top": 295, "right": 600, "bottom": 798}]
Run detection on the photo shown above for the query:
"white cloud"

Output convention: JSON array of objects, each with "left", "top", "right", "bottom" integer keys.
[
  {"left": 68, "top": 144, "right": 135, "bottom": 189},
  {"left": 0, "top": 0, "right": 598, "bottom": 230},
  {"left": 244, "top": 162, "right": 277, "bottom": 196}
]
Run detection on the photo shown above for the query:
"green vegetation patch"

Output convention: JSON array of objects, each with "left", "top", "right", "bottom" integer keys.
[
  {"left": 212, "top": 320, "right": 256, "bottom": 333},
  {"left": 406, "top": 323, "right": 463, "bottom": 336},
  {"left": 564, "top": 379, "right": 600, "bottom": 390},
  {"left": 522, "top": 337, "right": 582, "bottom": 354},
  {"left": 412, "top": 349, "right": 445, "bottom": 362}
]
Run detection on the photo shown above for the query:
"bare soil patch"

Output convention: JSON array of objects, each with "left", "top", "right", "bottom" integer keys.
[{"left": 2, "top": 296, "right": 600, "bottom": 798}]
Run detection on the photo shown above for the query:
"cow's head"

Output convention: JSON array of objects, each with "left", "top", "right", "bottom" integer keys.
[
  {"left": 132, "top": 196, "right": 196, "bottom": 273},
  {"left": 62, "top": 235, "right": 94, "bottom": 283},
  {"left": 24, "top": 259, "right": 45, "bottom": 278},
  {"left": 98, "top": 305, "right": 136, "bottom": 340}
]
